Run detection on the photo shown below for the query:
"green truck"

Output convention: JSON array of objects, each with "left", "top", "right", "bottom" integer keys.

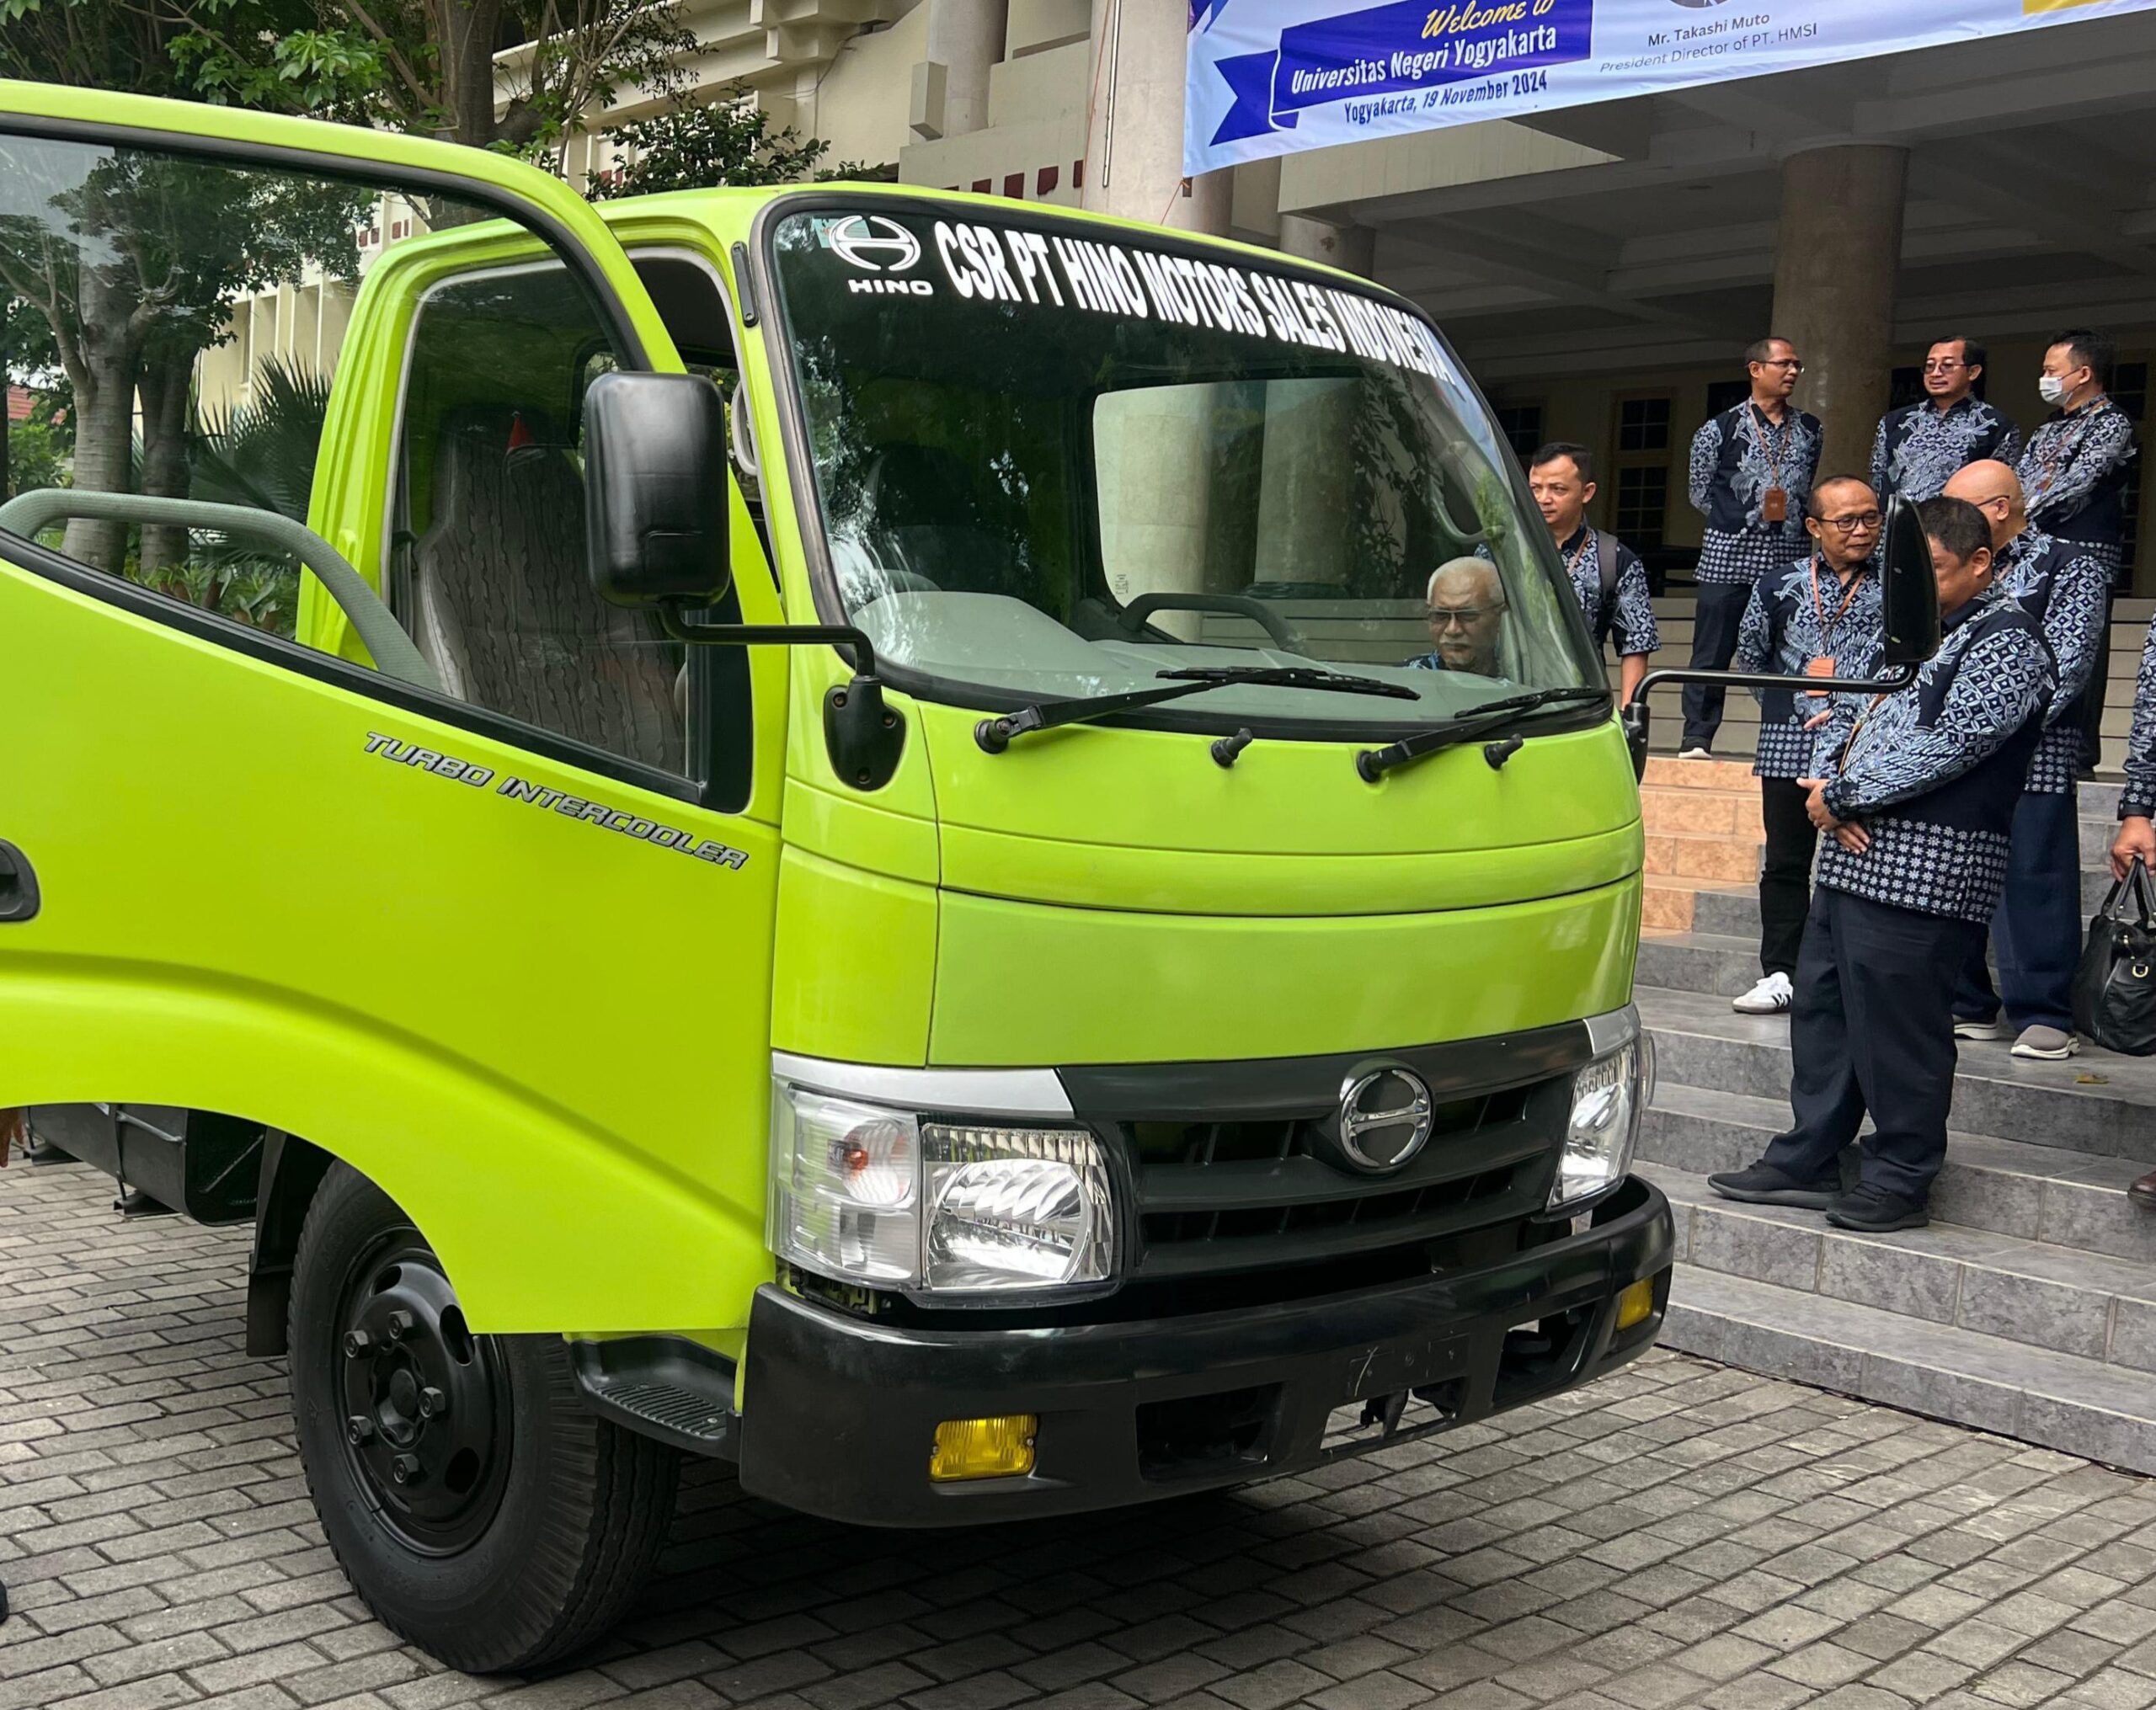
[{"left": 0, "top": 78, "right": 1883, "bottom": 1674}]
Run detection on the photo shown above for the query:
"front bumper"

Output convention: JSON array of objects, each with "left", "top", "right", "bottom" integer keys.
[{"left": 735, "top": 1175, "right": 1673, "bottom": 1527}]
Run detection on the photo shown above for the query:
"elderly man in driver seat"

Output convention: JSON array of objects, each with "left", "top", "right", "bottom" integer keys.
[{"left": 1408, "top": 558, "right": 1508, "bottom": 676}]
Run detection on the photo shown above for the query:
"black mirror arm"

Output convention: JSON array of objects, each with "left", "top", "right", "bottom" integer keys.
[
  {"left": 654, "top": 602, "right": 905, "bottom": 791},
  {"left": 1618, "top": 663, "right": 1919, "bottom": 782}
]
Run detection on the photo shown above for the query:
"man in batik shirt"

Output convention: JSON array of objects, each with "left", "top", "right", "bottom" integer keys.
[
  {"left": 1525, "top": 442, "right": 1658, "bottom": 704},
  {"left": 1682, "top": 337, "right": 1821, "bottom": 758},
  {"left": 1870, "top": 336, "right": 2018, "bottom": 502}
]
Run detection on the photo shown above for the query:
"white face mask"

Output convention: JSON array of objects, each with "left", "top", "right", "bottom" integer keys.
[{"left": 2038, "top": 373, "right": 2073, "bottom": 406}]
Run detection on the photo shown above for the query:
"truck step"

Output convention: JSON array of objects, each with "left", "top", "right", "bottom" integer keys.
[
  {"left": 1641, "top": 1162, "right": 2156, "bottom": 1375},
  {"left": 1663, "top": 1267, "right": 2156, "bottom": 1475},
  {"left": 1641, "top": 1083, "right": 2156, "bottom": 1265}
]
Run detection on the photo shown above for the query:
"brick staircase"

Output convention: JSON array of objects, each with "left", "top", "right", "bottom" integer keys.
[{"left": 1635, "top": 759, "right": 2156, "bottom": 1474}]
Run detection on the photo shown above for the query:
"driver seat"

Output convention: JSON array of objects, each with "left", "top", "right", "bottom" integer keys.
[{"left": 409, "top": 408, "right": 683, "bottom": 773}]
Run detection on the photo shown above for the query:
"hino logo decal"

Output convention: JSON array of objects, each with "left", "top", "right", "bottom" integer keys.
[
  {"left": 1337, "top": 1067, "right": 1436, "bottom": 1173},
  {"left": 829, "top": 214, "right": 922, "bottom": 274}
]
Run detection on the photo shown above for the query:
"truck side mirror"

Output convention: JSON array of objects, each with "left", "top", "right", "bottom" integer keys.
[
  {"left": 1877, "top": 493, "right": 1940, "bottom": 668},
  {"left": 583, "top": 371, "right": 734, "bottom": 610}
]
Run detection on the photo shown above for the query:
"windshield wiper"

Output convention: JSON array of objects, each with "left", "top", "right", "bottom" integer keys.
[
  {"left": 975, "top": 666, "right": 1416, "bottom": 754},
  {"left": 1354, "top": 686, "right": 1611, "bottom": 782}
]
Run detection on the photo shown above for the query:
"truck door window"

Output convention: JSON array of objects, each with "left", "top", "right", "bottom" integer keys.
[
  {"left": 0, "top": 131, "right": 697, "bottom": 792},
  {"left": 393, "top": 264, "right": 686, "bottom": 776}
]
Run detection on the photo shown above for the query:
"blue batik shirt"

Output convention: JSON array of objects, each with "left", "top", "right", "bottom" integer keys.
[
  {"left": 1992, "top": 525, "right": 2111, "bottom": 794},
  {"left": 1812, "top": 589, "right": 2054, "bottom": 923},
  {"left": 1869, "top": 396, "right": 2020, "bottom": 502},
  {"left": 2119, "top": 615, "right": 2156, "bottom": 820},
  {"left": 1689, "top": 402, "right": 1822, "bottom": 578},
  {"left": 1735, "top": 556, "right": 1884, "bottom": 780},
  {"left": 1557, "top": 525, "right": 1660, "bottom": 656},
  {"left": 2020, "top": 397, "right": 2138, "bottom": 554}
]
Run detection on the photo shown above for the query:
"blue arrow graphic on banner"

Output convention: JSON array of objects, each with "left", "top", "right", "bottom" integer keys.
[{"left": 1210, "top": 0, "right": 1593, "bottom": 149}]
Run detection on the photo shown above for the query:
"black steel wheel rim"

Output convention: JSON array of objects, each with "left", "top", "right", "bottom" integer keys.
[{"left": 332, "top": 1228, "right": 511, "bottom": 1554}]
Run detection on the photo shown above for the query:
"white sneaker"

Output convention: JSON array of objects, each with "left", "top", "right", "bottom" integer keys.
[
  {"left": 1732, "top": 972, "right": 1793, "bottom": 1015},
  {"left": 2012, "top": 1025, "right": 2079, "bottom": 1060},
  {"left": 1678, "top": 746, "right": 1713, "bottom": 761},
  {"left": 1954, "top": 1017, "right": 2009, "bottom": 1041}
]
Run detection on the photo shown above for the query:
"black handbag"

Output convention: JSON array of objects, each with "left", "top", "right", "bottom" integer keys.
[{"left": 2074, "top": 857, "right": 2156, "bottom": 1055}]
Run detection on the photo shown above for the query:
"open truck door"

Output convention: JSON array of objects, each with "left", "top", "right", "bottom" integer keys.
[{"left": 0, "top": 83, "right": 790, "bottom": 1668}]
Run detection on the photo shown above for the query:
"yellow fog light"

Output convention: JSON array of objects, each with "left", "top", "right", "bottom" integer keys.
[
  {"left": 1616, "top": 1276, "right": 1658, "bottom": 1330},
  {"left": 930, "top": 1414, "right": 1038, "bottom": 1481}
]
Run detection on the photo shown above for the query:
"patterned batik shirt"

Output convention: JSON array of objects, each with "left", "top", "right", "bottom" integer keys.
[
  {"left": 1812, "top": 590, "right": 2055, "bottom": 923},
  {"left": 1735, "top": 557, "right": 1884, "bottom": 779},
  {"left": 2019, "top": 397, "right": 2138, "bottom": 555},
  {"left": 1869, "top": 396, "right": 2020, "bottom": 502},
  {"left": 1688, "top": 402, "right": 1822, "bottom": 584},
  {"left": 2120, "top": 615, "right": 2156, "bottom": 820},
  {"left": 1557, "top": 525, "right": 1660, "bottom": 656},
  {"left": 1993, "top": 526, "right": 2111, "bottom": 794}
]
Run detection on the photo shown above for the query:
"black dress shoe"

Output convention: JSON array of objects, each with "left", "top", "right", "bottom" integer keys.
[
  {"left": 2131, "top": 1169, "right": 2156, "bottom": 1212},
  {"left": 1707, "top": 1163, "right": 1839, "bottom": 1208},
  {"left": 1826, "top": 1182, "right": 1929, "bottom": 1232}
]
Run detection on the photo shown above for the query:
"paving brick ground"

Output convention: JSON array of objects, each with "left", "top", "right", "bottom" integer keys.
[{"left": 8, "top": 1161, "right": 2156, "bottom": 1710}]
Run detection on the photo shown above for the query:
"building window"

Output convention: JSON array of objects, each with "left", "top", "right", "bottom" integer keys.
[
  {"left": 1704, "top": 379, "right": 1749, "bottom": 418},
  {"left": 1609, "top": 392, "right": 1675, "bottom": 550},
  {"left": 1493, "top": 403, "right": 1542, "bottom": 462},
  {"left": 1614, "top": 467, "right": 1668, "bottom": 549},
  {"left": 1617, "top": 397, "right": 1669, "bottom": 453}
]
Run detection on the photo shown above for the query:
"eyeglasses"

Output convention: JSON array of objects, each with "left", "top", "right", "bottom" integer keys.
[
  {"left": 1921, "top": 360, "right": 1967, "bottom": 373},
  {"left": 1426, "top": 607, "right": 1502, "bottom": 627},
  {"left": 1820, "top": 512, "right": 1884, "bottom": 532},
  {"left": 1758, "top": 358, "right": 1804, "bottom": 372}
]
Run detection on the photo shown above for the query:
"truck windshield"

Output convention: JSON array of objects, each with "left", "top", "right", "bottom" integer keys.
[{"left": 766, "top": 206, "right": 1603, "bottom": 732}]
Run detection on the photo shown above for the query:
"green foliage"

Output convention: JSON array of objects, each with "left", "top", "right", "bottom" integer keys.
[
  {"left": 591, "top": 87, "right": 835, "bottom": 198},
  {"left": 8, "top": 411, "right": 65, "bottom": 495}
]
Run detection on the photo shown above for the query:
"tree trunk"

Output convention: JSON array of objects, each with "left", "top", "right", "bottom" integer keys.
[
  {"left": 59, "top": 267, "right": 142, "bottom": 574},
  {"left": 135, "top": 344, "right": 197, "bottom": 587}
]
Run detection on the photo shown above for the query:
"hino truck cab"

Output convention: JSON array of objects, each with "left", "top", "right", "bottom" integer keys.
[{"left": 0, "top": 83, "right": 1678, "bottom": 1672}]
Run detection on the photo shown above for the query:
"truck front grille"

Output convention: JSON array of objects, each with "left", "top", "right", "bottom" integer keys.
[{"left": 1111, "top": 1079, "right": 1565, "bottom": 1279}]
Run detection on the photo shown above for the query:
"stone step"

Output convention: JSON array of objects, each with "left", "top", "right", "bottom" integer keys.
[
  {"left": 1641, "top": 1083, "right": 2156, "bottom": 1265},
  {"left": 1637, "top": 983, "right": 2156, "bottom": 1165},
  {"left": 1662, "top": 1266, "right": 2156, "bottom": 1473},
  {"left": 1642, "top": 832, "right": 1763, "bottom": 884},
  {"left": 1674, "top": 868, "right": 2122, "bottom": 938},
  {"left": 1639, "top": 787, "right": 1764, "bottom": 840},
  {"left": 1640, "top": 754, "right": 1762, "bottom": 791},
  {"left": 1643, "top": 1163, "right": 2156, "bottom": 1375},
  {"left": 1636, "top": 930, "right": 1760, "bottom": 998}
]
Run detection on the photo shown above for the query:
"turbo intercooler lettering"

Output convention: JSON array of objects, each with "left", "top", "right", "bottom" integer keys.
[{"left": 362, "top": 733, "right": 750, "bottom": 871}]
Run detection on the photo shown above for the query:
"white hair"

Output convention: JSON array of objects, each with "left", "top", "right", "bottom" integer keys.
[{"left": 1426, "top": 557, "right": 1506, "bottom": 605}]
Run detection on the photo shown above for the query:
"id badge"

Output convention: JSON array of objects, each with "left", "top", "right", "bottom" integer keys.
[
  {"left": 1762, "top": 485, "right": 1788, "bottom": 524},
  {"left": 1803, "top": 654, "right": 1835, "bottom": 697}
]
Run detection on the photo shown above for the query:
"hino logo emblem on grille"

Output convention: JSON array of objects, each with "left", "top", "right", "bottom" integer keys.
[{"left": 1337, "top": 1068, "right": 1435, "bottom": 1172}]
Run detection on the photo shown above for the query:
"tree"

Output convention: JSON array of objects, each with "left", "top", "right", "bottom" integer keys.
[
  {"left": 590, "top": 87, "right": 831, "bottom": 198},
  {"left": 168, "top": 0, "right": 696, "bottom": 178}
]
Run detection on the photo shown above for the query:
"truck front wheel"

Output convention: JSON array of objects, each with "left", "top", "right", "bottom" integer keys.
[{"left": 288, "top": 1163, "right": 679, "bottom": 1672}]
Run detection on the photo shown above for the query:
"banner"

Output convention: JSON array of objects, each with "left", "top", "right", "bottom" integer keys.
[{"left": 1186, "top": 0, "right": 2143, "bottom": 175}]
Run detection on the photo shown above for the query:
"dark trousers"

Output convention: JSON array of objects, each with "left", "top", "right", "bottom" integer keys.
[
  {"left": 2073, "top": 590, "right": 2117, "bottom": 774},
  {"left": 1761, "top": 886, "right": 1984, "bottom": 1203},
  {"left": 1758, "top": 776, "right": 1815, "bottom": 979},
  {"left": 1952, "top": 786, "right": 2082, "bottom": 1034},
  {"left": 1681, "top": 583, "right": 1752, "bottom": 752}
]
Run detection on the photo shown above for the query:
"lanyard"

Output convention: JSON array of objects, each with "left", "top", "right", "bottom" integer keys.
[
  {"left": 1563, "top": 530, "right": 1593, "bottom": 579},
  {"left": 1808, "top": 556, "right": 1863, "bottom": 650},
  {"left": 2036, "top": 399, "right": 2108, "bottom": 489},
  {"left": 1752, "top": 404, "right": 1793, "bottom": 484}
]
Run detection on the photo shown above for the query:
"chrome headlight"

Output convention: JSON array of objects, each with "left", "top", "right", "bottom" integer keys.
[
  {"left": 770, "top": 1082, "right": 1116, "bottom": 1299},
  {"left": 1549, "top": 1018, "right": 1653, "bottom": 1212}
]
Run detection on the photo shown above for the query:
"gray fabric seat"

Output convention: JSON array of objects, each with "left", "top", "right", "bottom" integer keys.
[{"left": 411, "top": 408, "right": 682, "bottom": 774}]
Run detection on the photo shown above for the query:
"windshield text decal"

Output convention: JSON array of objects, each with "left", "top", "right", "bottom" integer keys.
[{"left": 921, "top": 216, "right": 1454, "bottom": 383}]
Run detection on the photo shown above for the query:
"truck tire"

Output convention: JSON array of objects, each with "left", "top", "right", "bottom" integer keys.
[{"left": 288, "top": 1163, "right": 679, "bottom": 1672}]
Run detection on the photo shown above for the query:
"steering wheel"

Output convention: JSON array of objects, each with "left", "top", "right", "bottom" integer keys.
[{"left": 1113, "top": 592, "right": 1300, "bottom": 652}]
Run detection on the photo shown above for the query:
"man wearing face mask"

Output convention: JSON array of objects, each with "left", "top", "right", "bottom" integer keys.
[{"left": 2020, "top": 329, "right": 2138, "bottom": 775}]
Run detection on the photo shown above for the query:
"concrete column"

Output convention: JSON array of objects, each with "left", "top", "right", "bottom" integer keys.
[
  {"left": 910, "top": 0, "right": 1010, "bottom": 140},
  {"left": 1081, "top": 0, "right": 1229, "bottom": 233},
  {"left": 1278, "top": 212, "right": 1374, "bottom": 277},
  {"left": 1254, "top": 381, "right": 1358, "bottom": 588},
  {"left": 1769, "top": 143, "right": 1908, "bottom": 480}
]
